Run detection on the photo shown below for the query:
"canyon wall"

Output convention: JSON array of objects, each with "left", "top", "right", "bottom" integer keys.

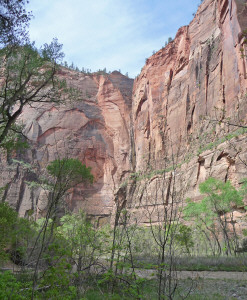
[
  {"left": 132, "top": 0, "right": 247, "bottom": 171},
  {"left": 0, "top": 71, "right": 133, "bottom": 224},
  {"left": 0, "top": 0, "right": 247, "bottom": 226},
  {"left": 125, "top": 0, "right": 247, "bottom": 226}
]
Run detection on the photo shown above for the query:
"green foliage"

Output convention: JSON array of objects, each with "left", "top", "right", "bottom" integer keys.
[
  {"left": 41, "top": 37, "right": 64, "bottom": 62},
  {"left": 241, "top": 237, "right": 247, "bottom": 252},
  {"left": 0, "top": 203, "right": 18, "bottom": 261},
  {"left": 239, "top": 178, "right": 247, "bottom": 200},
  {"left": 1, "top": 203, "right": 247, "bottom": 299},
  {"left": 0, "top": 202, "right": 35, "bottom": 263},
  {"left": 184, "top": 198, "right": 214, "bottom": 229},
  {"left": 0, "top": 271, "right": 30, "bottom": 299},
  {"left": 38, "top": 258, "right": 75, "bottom": 299},
  {"left": 174, "top": 224, "right": 194, "bottom": 255},
  {"left": 0, "top": 39, "right": 65, "bottom": 149},
  {"left": 185, "top": 178, "right": 244, "bottom": 221},
  {"left": 39, "top": 285, "right": 77, "bottom": 300},
  {"left": 0, "top": 124, "right": 29, "bottom": 152},
  {"left": 197, "top": 127, "right": 247, "bottom": 155},
  {"left": 12, "top": 159, "right": 32, "bottom": 170},
  {"left": 0, "top": 0, "right": 32, "bottom": 45},
  {"left": 29, "top": 230, "right": 77, "bottom": 299},
  {"left": 47, "top": 158, "right": 94, "bottom": 187},
  {"left": 58, "top": 211, "right": 101, "bottom": 258},
  {"left": 184, "top": 178, "right": 245, "bottom": 256},
  {"left": 199, "top": 177, "right": 244, "bottom": 212},
  {"left": 0, "top": 185, "right": 8, "bottom": 199}
]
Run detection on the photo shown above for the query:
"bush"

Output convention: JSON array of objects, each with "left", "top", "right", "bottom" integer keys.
[
  {"left": 242, "top": 238, "right": 247, "bottom": 252},
  {"left": 0, "top": 203, "right": 18, "bottom": 261},
  {"left": 0, "top": 271, "right": 30, "bottom": 299}
]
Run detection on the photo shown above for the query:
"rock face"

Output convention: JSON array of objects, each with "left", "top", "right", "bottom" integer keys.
[
  {"left": 132, "top": 0, "right": 247, "bottom": 172},
  {"left": 0, "top": 71, "right": 133, "bottom": 223},
  {"left": 125, "top": 0, "right": 247, "bottom": 226},
  {"left": 127, "top": 0, "right": 247, "bottom": 225},
  {"left": 1, "top": 0, "right": 247, "bottom": 225}
]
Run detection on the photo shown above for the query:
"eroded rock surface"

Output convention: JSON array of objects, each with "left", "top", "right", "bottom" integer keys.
[
  {"left": 126, "top": 0, "right": 247, "bottom": 225},
  {"left": 0, "top": 71, "right": 133, "bottom": 223},
  {"left": 132, "top": 0, "right": 247, "bottom": 172},
  {"left": 1, "top": 0, "right": 247, "bottom": 226}
]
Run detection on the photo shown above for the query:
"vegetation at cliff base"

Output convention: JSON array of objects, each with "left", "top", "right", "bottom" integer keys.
[
  {"left": 1, "top": 1, "right": 247, "bottom": 299},
  {"left": 1, "top": 182, "right": 247, "bottom": 299}
]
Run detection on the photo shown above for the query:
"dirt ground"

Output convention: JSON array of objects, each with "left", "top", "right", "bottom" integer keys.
[
  {"left": 135, "top": 269, "right": 247, "bottom": 299},
  {"left": 135, "top": 269, "right": 247, "bottom": 280}
]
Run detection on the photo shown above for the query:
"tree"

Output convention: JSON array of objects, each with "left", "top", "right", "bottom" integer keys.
[
  {"left": 0, "top": 271, "right": 29, "bottom": 299},
  {"left": 240, "top": 29, "right": 247, "bottom": 59},
  {"left": 0, "top": 0, "right": 32, "bottom": 45},
  {"left": 30, "top": 158, "right": 93, "bottom": 299},
  {"left": 0, "top": 202, "right": 18, "bottom": 261},
  {"left": 58, "top": 211, "right": 103, "bottom": 297},
  {"left": 184, "top": 178, "right": 245, "bottom": 256},
  {"left": 174, "top": 224, "right": 194, "bottom": 256},
  {"left": 0, "top": 202, "right": 34, "bottom": 265},
  {"left": 0, "top": 39, "right": 65, "bottom": 149},
  {"left": 47, "top": 158, "right": 93, "bottom": 189},
  {"left": 0, "top": 1, "right": 65, "bottom": 150}
]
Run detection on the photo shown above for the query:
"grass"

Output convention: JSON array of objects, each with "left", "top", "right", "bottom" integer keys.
[
  {"left": 176, "top": 256, "right": 247, "bottom": 272},
  {"left": 134, "top": 255, "right": 247, "bottom": 272}
]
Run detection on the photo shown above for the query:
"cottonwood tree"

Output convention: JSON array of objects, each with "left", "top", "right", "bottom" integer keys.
[
  {"left": 0, "top": 202, "right": 19, "bottom": 261},
  {"left": 110, "top": 133, "right": 194, "bottom": 299},
  {"left": 107, "top": 205, "right": 142, "bottom": 298},
  {"left": 184, "top": 178, "right": 245, "bottom": 256},
  {"left": 144, "top": 170, "right": 188, "bottom": 299}
]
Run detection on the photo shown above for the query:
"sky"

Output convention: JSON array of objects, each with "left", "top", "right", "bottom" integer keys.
[{"left": 27, "top": 0, "right": 201, "bottom": 78}]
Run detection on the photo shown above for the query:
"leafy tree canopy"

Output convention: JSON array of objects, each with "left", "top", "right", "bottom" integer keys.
[
  {"left": 184, "top": 177, "right": 244, "bottom": 220},
  {"left": 0, "top": 202, "right": 18, "bottom": 260},
  {"left": 0, "top": 1, "right": 65, "bottom": 151},
  {"left": 0, "top": 39, "right": 65, "bottom": 149},
  {"left": 199, "top": 177, "right": 244, "bottom": 214},
  {"left": 47, "top": 158, "right": 94, "bottom": 188},
  {"left": 0, "top": 0, "right": 32, "bottom": 46}
]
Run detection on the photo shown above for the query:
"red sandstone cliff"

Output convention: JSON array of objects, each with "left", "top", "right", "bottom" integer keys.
[
  {"left": 127, "top": 0, "right": 247, "bottom": 225},
  {"left": 132, "top": 0, "right": 247, "bottom": 172},
  {"left": 0, "top": 70, "right": 133, "bottom": 224},
  {"left": 1, "top": 0, "right": 247, "bottom": 225}
]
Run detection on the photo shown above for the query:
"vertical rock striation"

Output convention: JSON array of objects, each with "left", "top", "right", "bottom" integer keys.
[
  {"left": 132, "top": 0, "right": 247, "bottom": 173},
  {"left": 128, "top": 0, "right": 247, "bottom": 225},
  {"left": 0, "top": 0, "right": 247, "bottom": 225},
  {"left": 0, "top": 70, "right": 133, "bottom": 223}
]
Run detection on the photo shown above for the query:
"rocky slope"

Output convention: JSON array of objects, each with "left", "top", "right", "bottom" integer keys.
[{"left": 1, "top": 0, "right": 247, "bottom": 226}]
